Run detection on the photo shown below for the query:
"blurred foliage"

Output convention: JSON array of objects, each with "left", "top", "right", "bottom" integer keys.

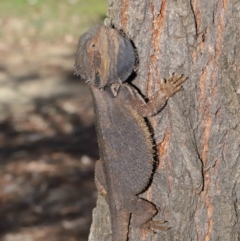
[
  {"left": 0, "top": 1, "right": 106, "bottom": 241},
  {"left": 0, "top": 0, "right": 108, "bottom": 41},
  {"left": 0, "top": 1, "right": 107, "bottom": 241}
]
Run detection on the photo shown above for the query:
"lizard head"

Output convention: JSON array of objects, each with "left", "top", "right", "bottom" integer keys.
[{"left": 75, "top": 24, "right": 135, "bottom": 91}]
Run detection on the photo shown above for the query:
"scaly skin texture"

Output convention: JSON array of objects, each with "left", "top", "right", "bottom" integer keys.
[{"left": 75, "top": 24, "right": 187, "bottom": 241}]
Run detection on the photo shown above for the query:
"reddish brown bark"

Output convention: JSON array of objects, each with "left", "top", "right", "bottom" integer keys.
[{"left": 89, "top": 0, "right": 240, "bottom": 240}]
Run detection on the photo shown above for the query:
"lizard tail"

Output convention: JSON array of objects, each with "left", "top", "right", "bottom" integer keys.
[{"left": 111, "top": 210, "right": 130, "bottom": 241}]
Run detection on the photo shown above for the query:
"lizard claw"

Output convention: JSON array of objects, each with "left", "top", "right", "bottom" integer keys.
[{"left": 168, "top": 74, "right": 187, "bottom": 85}]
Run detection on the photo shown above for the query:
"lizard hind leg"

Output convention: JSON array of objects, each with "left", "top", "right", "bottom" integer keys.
[{"left": 124, "top": 196, "right": 169, "bottom": 231}]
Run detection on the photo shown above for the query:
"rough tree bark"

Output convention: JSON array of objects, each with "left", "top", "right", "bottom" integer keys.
[{"left": 88, "top": 0, "right": 240, "bottom": 240}]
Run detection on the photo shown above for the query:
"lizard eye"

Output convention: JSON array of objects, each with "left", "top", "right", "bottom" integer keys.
[{"left": 92, "top": 44, "right": 96, "bottom": 48}]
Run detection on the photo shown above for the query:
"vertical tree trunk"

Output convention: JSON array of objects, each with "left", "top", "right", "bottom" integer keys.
[{"left": 88, "top": 0, "right": 240, "bottom": 240}]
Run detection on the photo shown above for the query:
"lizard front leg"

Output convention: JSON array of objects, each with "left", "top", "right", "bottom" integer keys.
[{"left": 133, "top": 74, "right": 187, "bottom": 117}]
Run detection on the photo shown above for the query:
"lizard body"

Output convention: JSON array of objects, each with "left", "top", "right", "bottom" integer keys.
[{"left": 75, "top": 24, "right": 187, "bottom": 241}]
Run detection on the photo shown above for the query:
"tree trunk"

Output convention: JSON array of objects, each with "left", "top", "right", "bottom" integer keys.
[{"left": 88, "top": 0, "right": 240, "bottom": 240}]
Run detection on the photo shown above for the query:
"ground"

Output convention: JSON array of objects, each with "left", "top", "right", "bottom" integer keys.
[{"left": 0, "top": 1, "right": 106, "bottom": 240}]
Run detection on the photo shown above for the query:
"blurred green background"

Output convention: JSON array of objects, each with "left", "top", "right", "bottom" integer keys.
[
  {"left": 0, "top": 1, "right": 107, "bottom": 241},
  {"left": 0, "top": 0, "right": 107, "bottom": 41}
]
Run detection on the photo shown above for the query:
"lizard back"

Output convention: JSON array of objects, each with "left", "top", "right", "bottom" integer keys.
[{"left": 90, "top": 84, "right": 154, "bottom": 198}]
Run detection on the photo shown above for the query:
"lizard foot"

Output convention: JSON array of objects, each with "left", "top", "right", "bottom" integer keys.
[
  {"left": 157, "top": 73, "right": 187, "bottom": 97},
  {"left": 143, "top": 220, "right": 170, "bottom": 233}
]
